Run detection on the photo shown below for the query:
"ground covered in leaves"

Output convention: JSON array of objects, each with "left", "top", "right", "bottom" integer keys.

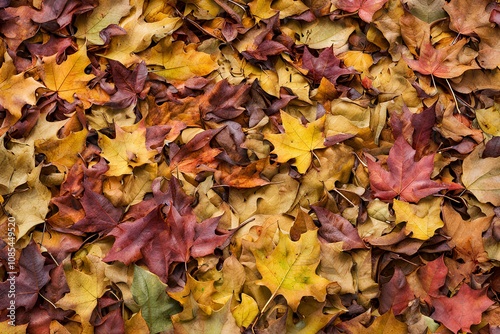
[{"left": 1, "top": 0, "right": 500, "bottom": 333}]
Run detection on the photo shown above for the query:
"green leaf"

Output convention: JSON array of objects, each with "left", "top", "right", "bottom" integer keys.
[{"left": 131, "top": 265, "right": 181, "bottom": 333}]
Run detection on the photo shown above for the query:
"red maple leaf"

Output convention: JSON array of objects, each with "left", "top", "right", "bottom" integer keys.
[
  {"left": 431, "top": 284, "right": 494, "bottom": 333},
  {"left": 302, "top": 47, "right": 355, "bottom": 84},
  {"left": 404, "top": 38, "right": 479, "bottom": 79},
  {"left": 103, "top": 177, "right": 231, "bottom": 282},
  {"left": 0, "top": 241, "right": 52, "bottom": 311},
  {"left": 366, "top": 136, "right": 457, "bottom": 202},
  {"left": 336, "top": 0, "right": 389, "bottom": 22},
  {"left": 379, "top": 267, "right": 414, "bottom": 315},
  {"left": 312, "top": 206, "right": 366, "bottom": 250},
  {"left": 413, "top": 256, "right": 448, "bottom": 305}
]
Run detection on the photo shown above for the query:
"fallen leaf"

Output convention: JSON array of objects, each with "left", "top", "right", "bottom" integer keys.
[
  {"left": 379, "top": 267, "right": 414, "bottom": 315},
  {"left": 431, "top": 284, "right": 494, "bottom": 333},
  {"left": 74, "top": 0, "right": 131, "bottom": 45},
  {"left": 336, "top": 0, "right": 389, "bottom": 23},
  {"left": 131, "top": 265, "right": 181, "bottom": 333},
  {"left": 404, "top": 37, "right": 479, "bottom": 79},
  {"left": 302, "top": 47, "right": 355, "bottom": 84},
  {"left": 98, "top": 122, "right": 156, "bottom": 176},
  {"left": 265, "top": 111, "right": 326, "bottom": 174},
  {"left": 462, "top": 142, "right": 500, "bottom": 206},
  {"left": 366, "top": 136, "right": 452, "bottom": 202},
  {"left": 393, "top": 197, "right": 444, "bottom": 240},
  {"left": 40, "top": 44, "right": 95, "bottom": 102},
  {"left": 0, "top": 53, "right": 43, "bottom": 134},
  {"left": 142, "top": 39, "right": 218, "bottom": 82},
  {"left": 252, "top": 229, "right": 331, "bottom": 311}
]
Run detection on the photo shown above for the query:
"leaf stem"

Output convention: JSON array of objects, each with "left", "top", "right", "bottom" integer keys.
[{"left": 445, "top": 78, "right": 461, "bottom": 114}]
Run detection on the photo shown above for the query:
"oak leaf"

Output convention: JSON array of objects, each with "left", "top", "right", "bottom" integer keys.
[
  {"left": 431, "top": 284, "right": 494, "bottom": 333},
  {"left": 251, "top": 229, "right": 331, "bottom": 311},
  {"left": 366, "top": 136, "right": 452, "bottom": 202},
  {"left": 265, "top": 111, "right": 326, "bottom": 174}
]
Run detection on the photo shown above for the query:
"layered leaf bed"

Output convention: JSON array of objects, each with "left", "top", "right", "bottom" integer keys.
[{"left": 1, "top": 0, "right": 500, "bottom": 333}]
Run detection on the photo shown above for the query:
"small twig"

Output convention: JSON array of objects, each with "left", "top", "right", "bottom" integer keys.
[
  {"left": 351, "top": 151, "right": 367, "bottom": 168},
  {"left": 39, "top": 293, "right": 57, "bottom": 309},
  {"left": 446, "top": 78, "right": 461, "bottom": 114},
  {"left": 332, "top": 188, "right": 356, "bottom": 207}
]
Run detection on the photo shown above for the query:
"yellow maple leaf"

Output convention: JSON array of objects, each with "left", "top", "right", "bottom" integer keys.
[
  {"left": 35, "top": 129, "right": 88, "bottom": 172},
  {"left": 0, "top": 53, "right": 43, "bottom": 134},
  {"left": 101, "top": 0, "right": 182, "bottom": 65},
  {"left": 265, "top": 111, "right": 326, "bottom": 174},
  {"left": 393, "top": 197, "right": 444, "bottom": 240},
  {"left": 74, "top": 0, "right": 132, "bottom": 45},
  {"left": 40, "top": 44, "right": 94, "bottom": 103},
  {"left": 56, "top": 260, "right": 109, "bottom": 334},
  {"left": 98, "top": 122, "right": 156, "bottom": 176},
  {"left": 251, "top": 229, "right": 331, "bottom": 311},
  {"left": 142, "top": 39, "right": 218, "bottom": 82}
]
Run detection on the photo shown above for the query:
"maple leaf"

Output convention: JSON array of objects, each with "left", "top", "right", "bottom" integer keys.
[
  {"left": 462, "top": 142, "right": 500, "bottom": 206},
  {"left": 0, "top": 53, "right": 43, "bottom": 134},
  {"left": 71, "top": 180, "right": 123, "bottom": 234},
  {"left": 131, "top": 265, "right": 181, "bottom": 333},
  {"left": 365, "top": 136, "right": 452, "bottom": 202},
  {"left": 56, "top": 258, "right": 109, "bottom": 333},
  {"left": 35, "top": 128, "right": 88, "bottom": 172},
  {"left": 104, "top": 178, "right": 231, "bottom": 282},
  {"left": 142, "top": 39, "right": 218, "bottom": 82},
  {"left": 74, "top": 0, "right": 131, "bottom": 45},
  {"left": 431, "top": 284, "right": 494, "bottom": 333},
  {"left": 0, "top": 241, "right": 51, "bottom": 311},
  {"left": 312, "top": 205, "right": 366, "bottom": 250},
  {"left": 443, "top": 0, "right": 493, "bottom": 36},
  {"left": 404, "top": 37, "right": 479, "bottom": 78},
  {"left": 39, "top": 44, "right": 95, "bottom": 102},
  {"left": 393, "top": 197, "right": 444, "bottom": 240},
  {"left": 105, "top": 60, "right": 148, "bottom": 109},
  {"left": 251, "top": 229, "right": 331, "bottom": 311},
  {"left": 379, "top": 267, "right": 414, "bottom": 315},
  {"left": 100, "top": 0, "right": 182, "bottom": 65},
  {"left": 265, "top": 111, "right": 326, "bottom": 174},
  {"left": 336, "top": 0, "right": 389, "bottom": 23},
  {"left": 199, "top": 80, "right": 251, "bottom": 122},
  {"left": 302, "top": 47, "right": 355, "bottom": 84},
  {"left": 407, "top": 255, "right": 447, "bottom": 305},
  {"left": 98, "top": 122, "right": 156, "bottom": 176}
]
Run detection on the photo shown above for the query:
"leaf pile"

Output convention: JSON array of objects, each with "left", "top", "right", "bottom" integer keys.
[{"left": 1, "top": 0, "right": 500, "bottom": 333}]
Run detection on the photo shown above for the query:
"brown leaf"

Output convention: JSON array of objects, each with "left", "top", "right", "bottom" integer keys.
[{"left": 312, "top": 206, "right": 366, "bottom": 250}]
